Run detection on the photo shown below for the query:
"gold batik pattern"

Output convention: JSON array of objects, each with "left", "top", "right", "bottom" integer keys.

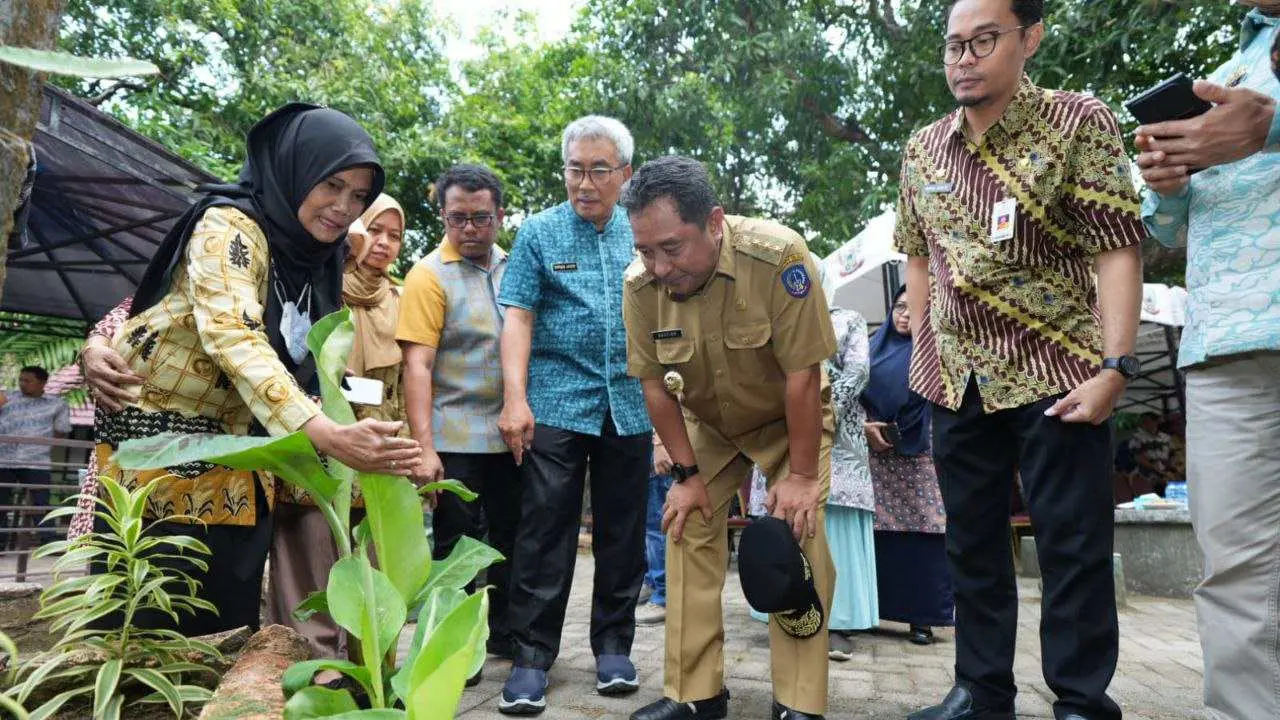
[{"left": 97, "top": 206, "right": 320, "bottom": 526}]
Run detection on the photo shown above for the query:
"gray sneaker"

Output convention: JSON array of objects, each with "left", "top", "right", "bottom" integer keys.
[
  {"left": 827, "top": 631, "right": 854, "bottom": 661},
  {"left": 635, "top": 602, "right": 667, "bottom": 626}
]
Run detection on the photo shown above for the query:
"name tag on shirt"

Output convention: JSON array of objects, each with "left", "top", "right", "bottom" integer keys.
[
  {"left": 990, "top": 198, "right": 1016, "bottom": 243},
  {"left": 923, "top": 181, "right": 954, "bottom": 194},
  {"left": 651, "top": 329, "right": 684, "bottom": 340},
  {"left": 552, "top": 262, "right": 578, "bottom": 272}
]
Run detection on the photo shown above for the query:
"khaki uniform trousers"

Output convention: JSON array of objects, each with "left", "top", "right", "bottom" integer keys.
[{"left": 665, "top": 415, "right": 834, "bottom": 715}]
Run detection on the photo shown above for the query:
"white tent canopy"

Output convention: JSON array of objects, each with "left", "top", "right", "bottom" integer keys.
[{"left": 820, "top": 209, "right": 904, "bottom": 324}]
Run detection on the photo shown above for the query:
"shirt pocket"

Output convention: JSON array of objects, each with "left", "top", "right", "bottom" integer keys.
[
  {"left": 656, "top": 338, "right": 695, "bottom": 366},
  {"left": 724, "top": 320, "right": 780, "bottom": 383}
]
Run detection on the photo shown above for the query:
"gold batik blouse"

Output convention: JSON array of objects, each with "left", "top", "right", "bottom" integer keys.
[{"left": 96, "top": 206, "right": 321, "bottom": 526}]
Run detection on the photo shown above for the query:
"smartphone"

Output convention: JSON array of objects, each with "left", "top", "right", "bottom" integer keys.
[
  {"left": 341, "top": 376, "right": 384, "bottom": 406},
  {"left": 1125, "top": 73, "right": 1212, "bottom": 126},
  {"left": 882, "top": 423, "right": 901, "bottom": 448}
]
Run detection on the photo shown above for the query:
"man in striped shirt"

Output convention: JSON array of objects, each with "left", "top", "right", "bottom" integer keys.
[{"left": 896, "top": 2, "right": 1146, "bottom": 719}]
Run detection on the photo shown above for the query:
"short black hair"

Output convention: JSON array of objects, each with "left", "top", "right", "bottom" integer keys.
[
  {"left": 950, "top": 0, "right": 1044, "bottom": 26},
  {"left": 435, "top": 164, "right": 504, "bottom": 210},
  {"left": 619, "top": 155, "right": 720, "bottom": 227},
  {"left": 20, "top": 366, "right": 48, "bottom": 383},
  {"left": 1140, "top": 412, "right": 1160, "bottom": 423}
]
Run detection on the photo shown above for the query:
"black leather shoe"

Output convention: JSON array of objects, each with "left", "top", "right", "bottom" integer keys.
[
  {"left": 465, "top": 667, "right": 483, "bottom": 688},
  {"left": 908, "top": 625, "right": 934, "bottom": 646},
  {"left": 906, "top": 686, "right": 975, "bottom": 720},
  {"left": 772, "top": 699, "right": 824, "bottom": 719},
  {"left": 630, "top": 689, "right": 729, "bottom": 720}
]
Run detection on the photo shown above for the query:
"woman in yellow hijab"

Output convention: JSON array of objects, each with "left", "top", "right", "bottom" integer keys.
[{"left": 267, "top": 193, "right": 409, "bottom": 664}]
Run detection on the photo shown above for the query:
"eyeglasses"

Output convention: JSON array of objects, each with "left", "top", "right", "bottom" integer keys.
[
  {"left": 443, "top": 213, "right": 495, "bottom": 229},
  {"left": 893, "top": 302, "right": 909, "bottom": 313},
  {"left": 563, "top": 165, "right": 625, "bottom": 185},
  {"left": 942, "top": 25, "right": 1030, "bottom": 66}
]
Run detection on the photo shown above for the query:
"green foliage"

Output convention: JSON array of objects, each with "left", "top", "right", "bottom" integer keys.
[
  {"left": 115, "top": 311, "right": 499, "bottom": 717},
  {"left": 0, "top": 45, "right": 157, "bottom": 78},
  {"left": 56, "top": 0, "right": 1238, "bottom": 275},
  {"left": 5, "top": 476, "right": 218, "bottom": 719}
]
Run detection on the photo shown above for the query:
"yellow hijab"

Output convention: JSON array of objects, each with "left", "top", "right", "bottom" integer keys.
[{"left": 343, "top": 194, "right": 405, "bottom": 375}]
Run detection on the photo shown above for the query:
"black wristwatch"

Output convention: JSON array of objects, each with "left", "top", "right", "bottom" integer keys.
[
  {"left": 1102, "top": 355, "right": 1141, "bottom": 380},
  {"left": 670, "top": 463, "right": 700, "bottom": 483}
]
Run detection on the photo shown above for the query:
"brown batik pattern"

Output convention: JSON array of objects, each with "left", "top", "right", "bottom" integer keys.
[{"left": 894, "top": 76, "right": 1147, "bottom": 412}]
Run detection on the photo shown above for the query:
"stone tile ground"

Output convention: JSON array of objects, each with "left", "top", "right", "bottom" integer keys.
[{"left": 444, "top": 555, "right": 1203, "bottom": 720}]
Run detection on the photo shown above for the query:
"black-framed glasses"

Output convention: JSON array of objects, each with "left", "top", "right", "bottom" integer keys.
[
  {"left": 892, "top": 301, "right": 909, "bottom": 313},
  {"left": 942, "top": 25, "right": 1030, "bottom": 66},
  {"left": 563, "top": 165, "right": 625, "bottom": 185},
  {"left": 443, "top": 213, "right": 495, "bottom": 229}
]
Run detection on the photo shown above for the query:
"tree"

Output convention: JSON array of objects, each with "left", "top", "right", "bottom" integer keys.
[{"left": 57, "top": 0, "right": 456, "bottom": 267}]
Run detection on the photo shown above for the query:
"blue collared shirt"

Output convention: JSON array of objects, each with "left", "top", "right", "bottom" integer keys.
[
  {"left": 1142, "top": 9, "right": 1280, "bottom": 368},
  {"left": 498, "top": 201, "right": 651, "bottom": 437}
]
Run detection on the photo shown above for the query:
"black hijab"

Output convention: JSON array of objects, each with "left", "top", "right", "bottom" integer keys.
[
  {"left": 131, "top": 103, "right": 386, "bottom": 393},
  {"left": 864, "top": 286, "right": 929, "bottom": 456}
]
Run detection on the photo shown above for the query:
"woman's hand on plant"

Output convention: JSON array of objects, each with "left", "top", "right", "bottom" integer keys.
[
  {"left": 303, "top": 416, "right": 421, "bottom": 476},
  {"left": 81, "top": 341, "right": 145, "bottom": 412}
]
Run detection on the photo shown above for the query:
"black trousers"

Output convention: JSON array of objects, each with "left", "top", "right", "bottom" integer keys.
[
  {"left": 931, "top": 380, "right": 1120, "bottom": 720},
  {"left": 506, "top": 414, "right": 649, "bottom": 670},
  {"left": 0, "top": 468, "right": 53, "bottom": 542},
  {"left": 432, "top": 451, "right": 522, "bottom": 647}
]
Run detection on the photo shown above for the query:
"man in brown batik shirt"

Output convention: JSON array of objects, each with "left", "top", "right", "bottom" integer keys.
[{"left": 899, "top": 2, "right": 1146, "bottom": 720}]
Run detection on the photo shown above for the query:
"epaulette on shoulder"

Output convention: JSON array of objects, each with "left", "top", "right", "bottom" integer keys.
[
  {"left": 734, "top": 231, "right": 789, "bottom": 266},
  {"left": 624, "top": 258, "right": 655, "bottom": 289}
]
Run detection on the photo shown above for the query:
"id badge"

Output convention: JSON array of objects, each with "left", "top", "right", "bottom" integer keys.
[{"left": 990, "top": 197, "right": 1016, "bottom": 243}]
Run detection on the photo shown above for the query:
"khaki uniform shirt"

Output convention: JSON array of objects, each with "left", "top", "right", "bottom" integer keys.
[{"left": 622, "top": 216, "right": 837, "bottom": 480}]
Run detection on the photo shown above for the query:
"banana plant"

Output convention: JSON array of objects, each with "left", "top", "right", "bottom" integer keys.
[{"left": 113, "top": 309, "right": 502, "bottom": 718}]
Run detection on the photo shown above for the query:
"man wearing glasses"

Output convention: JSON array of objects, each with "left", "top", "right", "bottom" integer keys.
[
  {"left": 897, "top": 2, "right": 1145, "bottom": 719},
  {"left": 397, "top": 164, "right": 522, "bottom": 682},
  {"left": 496, "top": 115, "right": 652, "bottom": 715}
]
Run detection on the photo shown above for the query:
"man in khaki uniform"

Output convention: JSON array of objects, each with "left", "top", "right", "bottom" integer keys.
[{"left": 620, "top": 155, "right": 836, "bottom": 720}]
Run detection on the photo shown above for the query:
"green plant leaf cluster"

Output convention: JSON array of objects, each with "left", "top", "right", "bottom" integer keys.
[
  {"left": 113, "top": 311, "right": 500, "bottom": 717},
  {"left": 4, "top": 476, "right": 219, "bottom": 719}
]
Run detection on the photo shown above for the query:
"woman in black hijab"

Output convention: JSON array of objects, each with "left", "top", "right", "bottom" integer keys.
[{"left": 86, "top": 103, "right": 421, "bottom": 634}]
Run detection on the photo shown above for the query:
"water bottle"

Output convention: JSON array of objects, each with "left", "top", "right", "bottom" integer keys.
[{"left": 1165, "top": 481, "right": 1188, "bottom": 504}]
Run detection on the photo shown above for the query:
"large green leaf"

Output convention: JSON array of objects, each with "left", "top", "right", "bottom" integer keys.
[
  {"left": 307, "top": 309, "right": 357, "bottom": 426},
  {"left": 359, "top": 473, "right": 431, "bottom": 604},
  {"left": 326, "top": 556, "right": 406, "bottom": 659},
  {"left": 326, "top": 712, "right": 405, "bottom": 720},
  {"left": 413, "top": 536, "right": 503, "bottom": 608},
  {"left": 405, "top": 592, "right": 488, "bottom": 720},
  {"left": 282, "top": 686, "right": 359, "bottom": 720},
  {"left": 114, "top": 431, "right": 339, "bottom": 502},
  {"left": 281, "top": 659, "right": 372, "bottom": 699},
  {"left": 390, "top": 587, "right": 466, "bottom": 703},
  {"left": 0, "top": 46, "right": 159, "bottom": 78}
]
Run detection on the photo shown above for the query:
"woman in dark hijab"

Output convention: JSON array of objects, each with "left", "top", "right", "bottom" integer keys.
[
  {"left": 863, "top": 285, "right": 954, "bottom": 645},
  {"left": 86, "top": 103, "right": 421, "bottom": 634}
]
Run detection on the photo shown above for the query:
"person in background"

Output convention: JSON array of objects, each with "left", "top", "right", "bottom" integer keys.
[
  {"left": 397, "top": 164, "right": 521, "bottom": 671},
  {"left": 81, "top": 103, "right": 420, "bottom": 636},
  {"left": 898, "top": 1, "right": 1146, "bottom": 718},
  {"left": 0, "top": 366, "right": 71, "bottom": 539},
  {"left": 1126, "top": 412, "right": 1172, "bottom": 497},
  {"left": 496, "top": 116, "right": 651, "bottom": 715},
  {"left": 636, "top": 432, "right": 674, "bottom": 625},
  {"left": 267, "top": 191, "right": 410, "bottom": 662},
  {"left": 863, "top": 286, "right": 953, "bottom": 647},
  {"left": 1135, "top": 2, "right": 1280, "bottom": 717}
]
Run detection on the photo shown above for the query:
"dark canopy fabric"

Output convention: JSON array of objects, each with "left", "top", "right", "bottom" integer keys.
[{"left": 4, "top": 85, "right": 219, "bottom": 322}]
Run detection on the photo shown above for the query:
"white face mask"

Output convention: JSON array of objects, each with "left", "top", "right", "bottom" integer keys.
[{"left": 274, "top": 280, "right": 313, "bottom": 365}]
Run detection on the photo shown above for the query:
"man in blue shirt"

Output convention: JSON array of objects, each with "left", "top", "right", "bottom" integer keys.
[
  {"left": 496, "top": 115, "right": 652, "bottom": 715},
  {"left": 1135, "top": 4, "right": 1280, "bottom": 719}
]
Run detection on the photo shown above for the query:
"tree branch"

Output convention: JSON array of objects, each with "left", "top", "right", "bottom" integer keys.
[
  {"left": 869, "top": 0, "right": 905, "bottom": 40},
  {"left": 86, "top": 80, "right": 151, "bottom": 106},
  {"left": 800, "top": 96, "right": 871, "bottom": 143}
]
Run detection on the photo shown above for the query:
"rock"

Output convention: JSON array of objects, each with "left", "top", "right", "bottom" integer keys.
[
  {"left": 198, "top": 625, "right": 312, "bottom": 720},
  {"left": 0, "top": 581, "right": 50, "bottom": 653}
]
